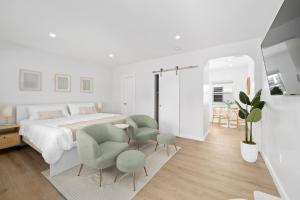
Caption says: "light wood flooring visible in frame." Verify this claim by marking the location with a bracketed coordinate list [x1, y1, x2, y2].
[0, 124, 279, 200]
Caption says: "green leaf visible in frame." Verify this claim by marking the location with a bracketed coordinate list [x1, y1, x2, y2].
[239, 91, 251, 105]
[246, 108, 262, 122]
[251, 96, 260, 107]
[251, 89, 262, 106]
[255, 89, 262, 98]
[256, 101, 265, 109]
[251, 101, 265, 111]
[238, 109, 248, 119]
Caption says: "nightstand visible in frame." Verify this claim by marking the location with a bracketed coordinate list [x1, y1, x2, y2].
[0, 124, 20, 150]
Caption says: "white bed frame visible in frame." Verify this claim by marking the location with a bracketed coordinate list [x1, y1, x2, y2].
[17, 104, 80, 177]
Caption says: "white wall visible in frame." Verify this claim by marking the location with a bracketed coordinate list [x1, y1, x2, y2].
[111, 38, 264, 141]
[210, 64, 249, 100]
[0, 41, 112, 123]
[260, 48, 300, 200]
[111, 55, 205, 140]
[260, 77, 300, 200]
[258, 2, 300, 198]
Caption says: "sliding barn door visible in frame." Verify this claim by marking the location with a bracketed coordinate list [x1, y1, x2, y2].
[159, 71, 180, 136]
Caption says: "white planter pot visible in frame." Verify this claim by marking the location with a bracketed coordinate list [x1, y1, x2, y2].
[240, 141, 258, 163]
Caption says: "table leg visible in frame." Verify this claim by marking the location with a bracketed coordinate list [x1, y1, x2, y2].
[114, 170, 119, 183]
[133, 172, 136, 192]
[144, 166, 148, 176]
[154, 142, 159, 151]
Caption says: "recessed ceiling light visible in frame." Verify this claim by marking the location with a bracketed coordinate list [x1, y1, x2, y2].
[174, 35, 181, 40]
[49, 32, 56, 38]
[227, 57, 233, 62]
[109, 54, 114, 58]
[174, 46, 182, 51]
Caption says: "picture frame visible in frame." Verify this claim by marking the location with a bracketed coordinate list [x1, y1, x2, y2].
[55, 74, 71, 92]
[80, 77, 93, 93]
[19, 69, 42, 91]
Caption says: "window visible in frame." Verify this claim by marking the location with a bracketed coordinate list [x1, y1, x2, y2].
[213, 87, 223, 102]
[212, 83, 233, 103]
[267, 73, 286, 94]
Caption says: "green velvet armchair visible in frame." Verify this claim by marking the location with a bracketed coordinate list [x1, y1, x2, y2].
[76, 123, 128, 187]
[127, 115, 159, 149]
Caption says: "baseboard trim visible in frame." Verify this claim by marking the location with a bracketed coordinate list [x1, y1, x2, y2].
[178, 132, 208, 142]
[203, 130, 208, 140]
[260, 151, 289, 200]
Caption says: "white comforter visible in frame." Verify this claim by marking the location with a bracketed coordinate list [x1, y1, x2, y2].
[19, 113, 120, 164]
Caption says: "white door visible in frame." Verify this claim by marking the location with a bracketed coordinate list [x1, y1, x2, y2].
[121, 75, 135, 115]
[159, 71, 180, 136]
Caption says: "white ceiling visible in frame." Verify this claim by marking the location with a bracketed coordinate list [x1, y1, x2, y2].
[0, 0, 282, 67]
[208, 55, 251, 70]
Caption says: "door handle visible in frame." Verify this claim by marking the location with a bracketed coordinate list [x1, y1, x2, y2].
[123, 102, 127, 105]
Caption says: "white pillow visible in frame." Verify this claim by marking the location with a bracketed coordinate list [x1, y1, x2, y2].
[27, 105, 69, 120]
[68, 103, 96, 116]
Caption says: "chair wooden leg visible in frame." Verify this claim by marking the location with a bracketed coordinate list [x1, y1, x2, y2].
[77, 164, 83, 176]
[133, 172, 136, 192]
[114, 170, 118, 183]
[128, 138, 131, 144]
[164, 144, 165, 148]
[167, 145, 169, 156]
[174, 143, 178, 151]
[137, 143, 140, 150]
[99, 169, 103, 187]
[144, 166, 148, 176]
[154, 142, 159, 151]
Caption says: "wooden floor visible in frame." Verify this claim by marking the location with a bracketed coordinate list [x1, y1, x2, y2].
[0, 124, 279, 200]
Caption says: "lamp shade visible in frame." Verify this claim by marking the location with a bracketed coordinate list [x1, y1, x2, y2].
[1, 105, 13, 118]
[96, 102, 102, 112]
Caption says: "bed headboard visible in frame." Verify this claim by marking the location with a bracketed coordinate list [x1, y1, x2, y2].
[16, 104, 68, 123]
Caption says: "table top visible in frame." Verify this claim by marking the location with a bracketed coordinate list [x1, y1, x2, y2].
[0, 124, 20, 130]
[114, 123, 129, 129]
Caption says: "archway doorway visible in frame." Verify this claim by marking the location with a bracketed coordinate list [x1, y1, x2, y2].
[203, 55, 255, 129]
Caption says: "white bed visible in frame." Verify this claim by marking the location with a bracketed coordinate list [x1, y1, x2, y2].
[17, 104, 127, 177]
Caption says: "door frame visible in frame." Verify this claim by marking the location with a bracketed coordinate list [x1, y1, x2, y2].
[121, 74, 136, 115]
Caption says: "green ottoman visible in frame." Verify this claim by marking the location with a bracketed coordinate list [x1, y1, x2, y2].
[155, 133, 177, 156]
[114, 150, 148, 191]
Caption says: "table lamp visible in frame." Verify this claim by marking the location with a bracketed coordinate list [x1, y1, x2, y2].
[96, 102, 102, 112]
[1, 105, 13, 125]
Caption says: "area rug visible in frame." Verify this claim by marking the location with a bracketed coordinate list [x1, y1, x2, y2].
[42, 142, 181, 200]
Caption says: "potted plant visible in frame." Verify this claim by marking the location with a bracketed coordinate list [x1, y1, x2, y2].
[235, 89, 265, 163]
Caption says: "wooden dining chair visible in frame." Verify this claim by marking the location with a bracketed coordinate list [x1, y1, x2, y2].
[228, 108, 239, 128]
[219, 108, 229, 127]
[212, 107, 223, 124]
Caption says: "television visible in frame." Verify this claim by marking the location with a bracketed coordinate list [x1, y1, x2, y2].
[261, 0, 300, 95]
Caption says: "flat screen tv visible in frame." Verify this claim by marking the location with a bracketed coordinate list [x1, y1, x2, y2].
[261, 0, 300, 95]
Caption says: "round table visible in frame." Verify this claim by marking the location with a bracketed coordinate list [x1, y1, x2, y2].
[114, 123, 130, 143]
[114, 123, 129, 129]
